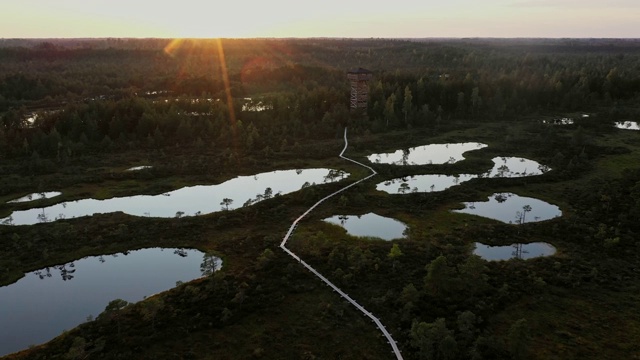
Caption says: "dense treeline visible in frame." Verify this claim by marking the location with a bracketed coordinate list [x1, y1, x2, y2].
[1, 39, 639, 166]
[0, 91, 357, 175]
[1, 38, 639, 115]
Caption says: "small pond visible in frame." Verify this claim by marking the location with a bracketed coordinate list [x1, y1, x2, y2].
[543, 118, 574, 125]
[473, 242, 556, 261]
[451, 192, 562, 224]
[0, 168, 348, 226]
[0, 248, 219, 356]
[367, 142, 487, 166]
[376, 174, 477, 194]
[323, 213, 407, 240]
[7, 192, 62, 204]
[126, 165, 153, 171]
[23, 110, 61, 128]
[482, 157, 551, 178]
[615, 121, 640, 130]
[242, 98, 272, 112]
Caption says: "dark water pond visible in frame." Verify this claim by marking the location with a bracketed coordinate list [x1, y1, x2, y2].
[451, 192, 562, 224]
[1, 168, 348, 226]
[482, 157, 550, 178]
[125, 165, 153, 171]
[0, 248, 218, 356]
[543, 118, 574, 125]
[367, 142, 487, 165]
[473, 242, 556, 260]
[242, 97, 272, 112]
[323, 213, 407, 240]
[376, 174, 477, 194]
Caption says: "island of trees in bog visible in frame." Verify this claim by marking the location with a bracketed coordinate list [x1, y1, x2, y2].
[1, 38, 640, 359]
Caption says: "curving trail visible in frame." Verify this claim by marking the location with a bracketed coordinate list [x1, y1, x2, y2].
[280, 128, 403, 360]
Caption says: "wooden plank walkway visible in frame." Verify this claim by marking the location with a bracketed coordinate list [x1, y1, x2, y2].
[280, 128, 403, 360]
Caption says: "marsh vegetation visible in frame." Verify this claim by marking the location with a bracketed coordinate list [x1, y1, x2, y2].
[1, 37, 640, 359]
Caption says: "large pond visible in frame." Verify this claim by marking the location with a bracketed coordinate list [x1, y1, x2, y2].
[615, 121, 640, 130]
[367, 142, 487, 166]
[0, 248, 218, 356]
[473, 242, 556, 261]
[376, 174, 477, 194]
[482, 157, 551, 178]
[0, 168, 348, 226]
[7, 192, 62, 204]
[323, 213, 407, 240]
[451, 192, 562, 224]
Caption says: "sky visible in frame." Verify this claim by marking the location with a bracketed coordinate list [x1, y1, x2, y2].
[1, 0, 639, 38]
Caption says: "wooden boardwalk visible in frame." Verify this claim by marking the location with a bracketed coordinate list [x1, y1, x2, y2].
[280, 128, 403, 360]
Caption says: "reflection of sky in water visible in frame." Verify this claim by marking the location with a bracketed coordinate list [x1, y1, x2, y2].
[1, 168, 348, 226]
[615, 121, 640, 130]
[242, 98, 272, 112]
[376, 174, 477, 194]
[23, 110, 61, 127]
[125, 165, 153, 171]
[542, 118, 574, 125]
[367, 142, 487, 165]
[473, 242, 556, 261]
[452, 192, 562, 224]
[323, 213, 407, 240]
[375, 157, 551, 194]
[7, 192, 61, 203]
[482, 157, 550, 178]
[0, 248, 217, 356]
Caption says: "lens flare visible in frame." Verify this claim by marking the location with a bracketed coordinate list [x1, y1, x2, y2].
[216, 38, 238, 156]
[163, 38, 183, 58]
[163, 38, 238, 157]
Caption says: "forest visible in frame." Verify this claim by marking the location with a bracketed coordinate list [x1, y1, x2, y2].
[1, 37, 640, 359]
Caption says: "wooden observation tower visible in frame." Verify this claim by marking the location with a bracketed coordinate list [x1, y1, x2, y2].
[347, 68, 373, 110]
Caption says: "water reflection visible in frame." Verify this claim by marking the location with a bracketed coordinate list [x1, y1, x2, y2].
[7, 192, 61, 204]
[126, 165, 153, 171]
[242, 98, 272, 112]
[615, 121, 640, 130]
[34, 262, 76, 281]
[23, 110, 61, 128]
[323, 213, 407, 240]
[482, 157, 550, 178]
[473, 242, 556, 261]
[0, 168, 349, 226]
[452, 192, 562, 224]
[367, 142, 487, 166]
[542, 117, 574, 125]
[0, 248, 217, 356]
[375, 174, 477, 194]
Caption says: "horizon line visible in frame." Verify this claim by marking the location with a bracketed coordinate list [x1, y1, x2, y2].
[1, 36, 640, 41]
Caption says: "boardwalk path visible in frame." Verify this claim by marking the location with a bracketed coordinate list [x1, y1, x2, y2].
[280, 128, 404, 360]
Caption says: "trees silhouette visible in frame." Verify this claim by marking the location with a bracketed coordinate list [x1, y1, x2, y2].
[200, 252, 221, 276]
[516, 205, 533, 225]
[100, 299, 130, 336]
[220, 198, 233, 211]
